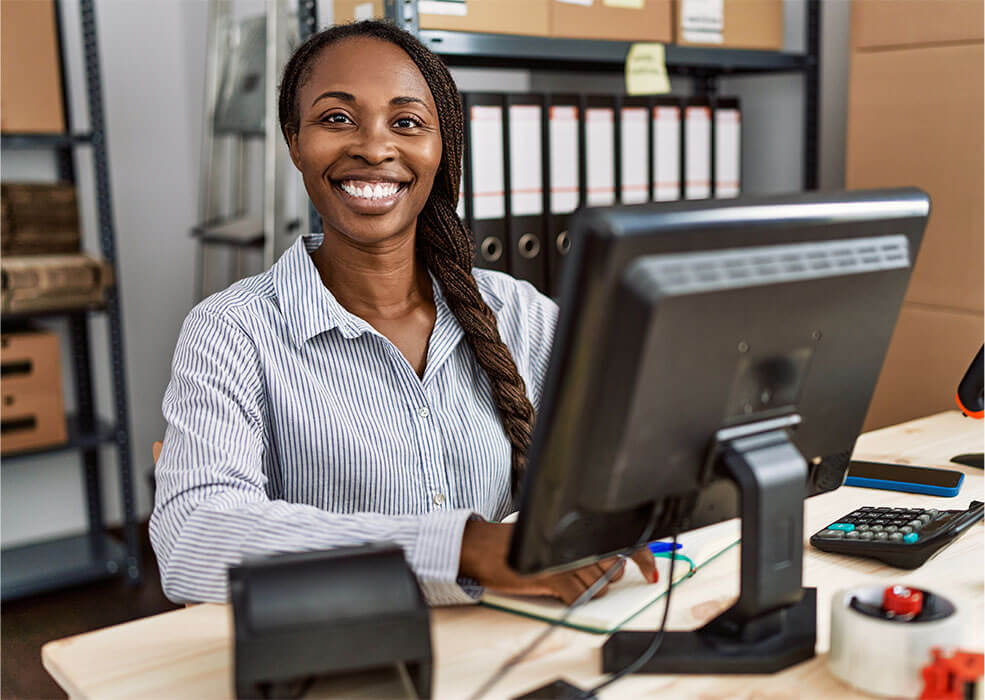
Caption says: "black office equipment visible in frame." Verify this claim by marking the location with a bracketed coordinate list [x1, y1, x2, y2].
[230, 543, 432, 699]
[811, 501, 984, 569]
[952, 345, 984, 469]
[509, 188, 930, 681]
[845, 460, 964, 497]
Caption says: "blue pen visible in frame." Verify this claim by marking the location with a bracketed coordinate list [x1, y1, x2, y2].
[648, 542, 683, 554]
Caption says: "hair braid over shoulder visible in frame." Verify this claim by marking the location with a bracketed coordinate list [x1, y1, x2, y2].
[279, 21, 536, 496]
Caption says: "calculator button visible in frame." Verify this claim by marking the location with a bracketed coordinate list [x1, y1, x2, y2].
[860, 531, 874, 540]
[903, 533, 919, 544]
[829, 523, 855, 532]
[821, 529, 845, 538]
[918, 514, 932, 524]
[845, 531, 860, 539]
[857, 524, 870, 531]
[876, 507, 892, 511]
[885, 525, 898, 533]
[871, 525, 884, 531]
[926, 509, 939, 517]
[901, 526, 913, 534]
[874, 531, 889, 540]
[907, 520, 923, 529]
[889, 532, 904, 542]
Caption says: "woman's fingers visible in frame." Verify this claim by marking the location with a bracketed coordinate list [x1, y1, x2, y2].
[631, 548, 659, 584]
[600, 557, 626, 584]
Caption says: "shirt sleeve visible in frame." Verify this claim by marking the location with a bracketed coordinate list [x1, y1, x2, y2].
[149, 307, 478, 606]
[514, 280, 560, 412]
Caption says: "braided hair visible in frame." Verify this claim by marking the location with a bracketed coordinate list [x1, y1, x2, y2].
[279, 21, 535, 496]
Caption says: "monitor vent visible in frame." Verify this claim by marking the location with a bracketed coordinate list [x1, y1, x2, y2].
[629, 235, 911, 296]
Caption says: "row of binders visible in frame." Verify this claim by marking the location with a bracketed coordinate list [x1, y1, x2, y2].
[458, 93, 742, 296]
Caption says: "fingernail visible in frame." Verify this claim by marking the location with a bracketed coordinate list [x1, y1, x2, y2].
[651, 572, 659, 583]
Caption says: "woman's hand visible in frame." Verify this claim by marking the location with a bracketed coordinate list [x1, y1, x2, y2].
[459, 519, 658, 605]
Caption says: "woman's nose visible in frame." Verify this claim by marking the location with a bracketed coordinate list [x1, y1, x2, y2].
[347, 120, 396, 164]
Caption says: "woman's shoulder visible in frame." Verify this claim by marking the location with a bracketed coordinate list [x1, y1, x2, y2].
[471, 267, 557, 318]
[183, 271, 278, 335]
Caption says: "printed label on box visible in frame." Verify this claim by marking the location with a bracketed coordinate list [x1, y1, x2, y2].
[604, 0, 644, 7]
[681, 0, 723, 43]
[353, 2, 374, 20]
[556, 0, 594, 6]
[419, 0, 467, 15]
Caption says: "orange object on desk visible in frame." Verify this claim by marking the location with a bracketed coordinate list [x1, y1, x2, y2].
[920, 648, 983, 700]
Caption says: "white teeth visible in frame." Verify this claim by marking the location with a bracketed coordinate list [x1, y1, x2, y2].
[340, 181, 401, 200]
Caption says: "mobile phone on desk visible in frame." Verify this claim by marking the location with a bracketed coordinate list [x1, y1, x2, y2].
[845, 460, 964, 497]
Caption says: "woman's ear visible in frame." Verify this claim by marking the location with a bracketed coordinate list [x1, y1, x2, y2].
[286, 128, 303, 171]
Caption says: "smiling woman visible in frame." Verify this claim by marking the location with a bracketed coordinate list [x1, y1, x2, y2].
[148, 20, 656, 609]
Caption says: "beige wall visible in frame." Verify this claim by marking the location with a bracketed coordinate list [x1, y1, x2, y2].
[847, 0, 984, 430]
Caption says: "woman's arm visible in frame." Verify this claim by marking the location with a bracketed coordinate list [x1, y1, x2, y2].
[149, 308, 477, 606]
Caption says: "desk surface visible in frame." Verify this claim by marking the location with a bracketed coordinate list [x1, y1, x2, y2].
[42, 411, 984, 699]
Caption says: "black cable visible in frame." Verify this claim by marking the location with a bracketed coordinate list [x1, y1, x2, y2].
[578, 531, 680, 698]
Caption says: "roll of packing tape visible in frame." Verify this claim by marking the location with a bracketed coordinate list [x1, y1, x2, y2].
[829, 584, 964, 698]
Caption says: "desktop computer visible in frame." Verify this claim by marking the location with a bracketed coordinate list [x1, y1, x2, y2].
[509, 188, 930, 678]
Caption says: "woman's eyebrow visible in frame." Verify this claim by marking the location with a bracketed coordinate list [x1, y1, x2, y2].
[390, 96, 429, 108]
[311, 90, 355, 107]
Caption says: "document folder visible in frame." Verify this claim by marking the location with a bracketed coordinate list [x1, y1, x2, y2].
[620, 97, 650, 205]
[652, 97, 682, 201]
[546, 94, 581, 296]
[506, 94, 548, 292]
[464, 92, 510, 273]
[714, 97, 741, 198]
[684, 97, 712, 200]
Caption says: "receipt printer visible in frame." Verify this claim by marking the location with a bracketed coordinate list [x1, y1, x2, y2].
[229, 543, 433, 698]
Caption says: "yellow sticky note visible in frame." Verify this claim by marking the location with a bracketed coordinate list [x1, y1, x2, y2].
[604, 0, 645, 7]
[625, 43, 670, 95]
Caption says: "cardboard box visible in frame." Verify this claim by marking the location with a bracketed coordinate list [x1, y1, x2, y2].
[852, 0, 983, 50]
[863, 305, 984, 431]
[1, 391, 68, 455]
[1, 330, 67, 455]
[334, 0, 551, 37]
[0, 331, 62, 396]
[551, 0, 673, 43]
[846, 44, 984, 312]
[674, 0, 783, 50]
[0, 0, 66, 133]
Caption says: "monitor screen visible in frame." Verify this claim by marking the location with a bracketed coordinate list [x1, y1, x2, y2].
[509, 188, 930, 575]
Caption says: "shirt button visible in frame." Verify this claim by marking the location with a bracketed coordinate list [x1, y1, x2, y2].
[418, 406, 430, 418]
[433, 493, 445, 506]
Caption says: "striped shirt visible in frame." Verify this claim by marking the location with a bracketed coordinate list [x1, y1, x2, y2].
[149, 234, 558, 606]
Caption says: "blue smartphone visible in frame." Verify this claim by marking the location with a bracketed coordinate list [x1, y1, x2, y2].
[845, 460, 964, 497]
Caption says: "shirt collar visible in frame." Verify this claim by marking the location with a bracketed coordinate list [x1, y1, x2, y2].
[273, 234, 503, 347]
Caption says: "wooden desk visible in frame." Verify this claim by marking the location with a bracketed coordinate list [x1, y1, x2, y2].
[42, 412, 984, 699]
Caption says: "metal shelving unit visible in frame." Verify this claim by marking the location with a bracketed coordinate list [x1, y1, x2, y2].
[0, 0, 140, 601]
[384, 0, 822, 191]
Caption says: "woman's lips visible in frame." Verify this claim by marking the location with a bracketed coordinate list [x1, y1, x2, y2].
[332, 179, 408, 214]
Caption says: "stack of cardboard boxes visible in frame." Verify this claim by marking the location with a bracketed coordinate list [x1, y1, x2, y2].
[848, 0, 984, 430]
[333, 0, 783, 49]
[1, 184, 81, 256]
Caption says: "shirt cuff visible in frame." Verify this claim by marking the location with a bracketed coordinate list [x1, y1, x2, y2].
[412, 508, 483, 606]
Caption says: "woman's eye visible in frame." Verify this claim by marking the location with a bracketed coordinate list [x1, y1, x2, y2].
[394, 117, 422, 129]
[323, 113, 352, 124]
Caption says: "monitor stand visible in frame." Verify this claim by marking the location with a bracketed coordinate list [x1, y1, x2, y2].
[603, 427, 817, 674]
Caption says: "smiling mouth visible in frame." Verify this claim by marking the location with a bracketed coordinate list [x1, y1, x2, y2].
[332, 178, 409, 203]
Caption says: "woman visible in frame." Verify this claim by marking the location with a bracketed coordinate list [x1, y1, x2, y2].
[150, 20, 655, 607]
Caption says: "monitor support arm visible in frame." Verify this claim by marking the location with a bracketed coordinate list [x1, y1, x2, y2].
[603, 426, 817, 674]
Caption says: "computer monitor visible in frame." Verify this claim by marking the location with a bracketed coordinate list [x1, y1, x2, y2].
[509, 188, 930, 674]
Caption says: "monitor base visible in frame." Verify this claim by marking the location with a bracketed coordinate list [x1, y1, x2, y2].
[603, 588, 816, 675]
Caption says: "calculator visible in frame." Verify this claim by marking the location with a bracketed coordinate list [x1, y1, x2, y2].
[810, 501, 984, 569]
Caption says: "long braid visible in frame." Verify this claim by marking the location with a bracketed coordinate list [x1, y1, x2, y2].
[280, 21, 536, 496]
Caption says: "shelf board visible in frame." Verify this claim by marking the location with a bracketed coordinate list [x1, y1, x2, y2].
[1, 532, 128, 601]
[192, 215, 265, 248]
[420, 30, 808, 74]
[1, 415, 117, 461]
[0, 133, 94, 149]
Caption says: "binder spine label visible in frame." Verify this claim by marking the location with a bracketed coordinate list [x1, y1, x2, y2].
[471, 106, 506, 220]
[685, 106, 711, 200]
[586, 108, 616, 207]
[653, 106, 681, 201]
[620, 107, 649, 205]
[508, 105, 543, 216]
[714, 108, 741, 199]
[549, 106, 579, 214]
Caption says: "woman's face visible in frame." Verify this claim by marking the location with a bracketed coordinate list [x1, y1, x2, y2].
[287, 37, 443, 248]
